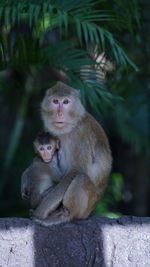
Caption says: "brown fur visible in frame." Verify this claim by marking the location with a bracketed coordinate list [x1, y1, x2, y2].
[21, 134, 62, 209]
[32, 82, 112, 225]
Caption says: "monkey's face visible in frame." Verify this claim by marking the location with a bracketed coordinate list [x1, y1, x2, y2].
[49, 96, 74, 128]
[37, 142, 56, 163]
[41, 82, 85, 135]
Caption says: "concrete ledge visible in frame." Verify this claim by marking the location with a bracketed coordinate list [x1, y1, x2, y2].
[0, 216, 150, 267]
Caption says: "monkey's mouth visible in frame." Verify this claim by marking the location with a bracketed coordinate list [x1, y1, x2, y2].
[54, 122, 65, 128]
[43, 158, 52, 163]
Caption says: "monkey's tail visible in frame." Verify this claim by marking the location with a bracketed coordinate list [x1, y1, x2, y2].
[33, 207, 72, 226]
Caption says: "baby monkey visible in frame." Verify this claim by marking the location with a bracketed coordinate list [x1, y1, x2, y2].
[21, 132, 61, 209]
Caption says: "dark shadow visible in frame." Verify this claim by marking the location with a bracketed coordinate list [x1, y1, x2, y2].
[33, 215, 150, 267]
[33, 217, 106, 267]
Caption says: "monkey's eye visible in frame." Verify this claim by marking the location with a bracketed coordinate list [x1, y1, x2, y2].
[47, 145, 52, 150]
[53, 99, 59, 104]
[39, 146, 44, 151]
[63, 99, 69, 104]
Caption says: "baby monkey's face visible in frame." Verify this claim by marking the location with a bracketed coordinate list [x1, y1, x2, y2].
[38, 141, 56, 163]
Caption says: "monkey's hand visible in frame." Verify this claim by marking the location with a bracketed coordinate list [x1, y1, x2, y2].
[21, 177, 31, 200]
[21, 169, 31, 200]
[21, 187, 30, 200]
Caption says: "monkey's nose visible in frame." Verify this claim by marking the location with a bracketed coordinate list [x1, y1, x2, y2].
[57, 111, 63, 118]
[43, 152, 49, 158]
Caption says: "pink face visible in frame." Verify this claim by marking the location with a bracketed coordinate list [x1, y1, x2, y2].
[38, 143, 55, 163]
[50, 97, 72, 128]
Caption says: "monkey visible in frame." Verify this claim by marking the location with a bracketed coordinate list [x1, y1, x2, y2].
[32, 81, 112, 226]
[21, 132, 62, 209]
[21, 131, 77, 217]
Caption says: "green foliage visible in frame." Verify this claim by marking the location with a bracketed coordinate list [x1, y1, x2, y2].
[0, 0, 139, 70]
[108, 70, 149, 153]
[94, 173, 123, 218]
[0, 0, 140, 114]
[0, 0, 141, 131]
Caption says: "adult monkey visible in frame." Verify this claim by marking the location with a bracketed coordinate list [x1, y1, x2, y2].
[33, 81, 112, 225]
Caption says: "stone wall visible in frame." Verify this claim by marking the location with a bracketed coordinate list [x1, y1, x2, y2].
[0, 216, 150, 267]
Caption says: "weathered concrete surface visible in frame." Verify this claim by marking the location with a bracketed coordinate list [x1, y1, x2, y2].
[0, 216, 150, 267]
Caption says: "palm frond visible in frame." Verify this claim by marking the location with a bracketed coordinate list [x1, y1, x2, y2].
[0, 0, 139, 70]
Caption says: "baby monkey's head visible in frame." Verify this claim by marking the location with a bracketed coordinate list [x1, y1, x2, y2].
[33, 132, 59, 163]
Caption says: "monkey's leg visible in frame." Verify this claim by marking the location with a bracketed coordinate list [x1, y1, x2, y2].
[32, 171, 77, 219]
[63, 174, 98, 219]
[34, 174, 98, 226]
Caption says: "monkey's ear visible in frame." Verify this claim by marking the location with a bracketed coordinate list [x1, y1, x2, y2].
[45, 88, 51, 96]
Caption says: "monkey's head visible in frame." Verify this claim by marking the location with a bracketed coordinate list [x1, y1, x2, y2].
[41, 82, 85, 135]
[33, 132, 59, 163]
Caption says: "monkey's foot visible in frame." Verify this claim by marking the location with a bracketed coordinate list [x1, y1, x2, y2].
[32, 207, 70, 226]
[50, 205, 70, 216]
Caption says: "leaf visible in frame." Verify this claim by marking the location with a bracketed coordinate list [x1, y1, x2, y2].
[0, 7, 3, 22]
[4, 7, 11, 26]
[81, 22, 88, 45]
[34, 5, 41, 24]
[11, 7, 17, 25]
[75, 18, 82, 46]
[29, 4, 35, 27]
[62, 11, 68, 35]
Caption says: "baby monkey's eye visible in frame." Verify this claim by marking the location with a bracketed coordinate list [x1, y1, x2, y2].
[63, 99, 69, 104]
[47, 145, 52, 150]
[53, 99, 59, 104]
[39, 147, 44, 151]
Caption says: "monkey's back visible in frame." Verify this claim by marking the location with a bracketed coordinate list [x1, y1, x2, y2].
[58, 112, 112, 186]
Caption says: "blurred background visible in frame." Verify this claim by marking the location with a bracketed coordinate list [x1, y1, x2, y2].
[0, 0, 149, 219]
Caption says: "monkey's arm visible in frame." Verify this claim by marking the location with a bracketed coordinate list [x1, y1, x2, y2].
[32, 170, 78, 219]
[21, 168, 31, 200]
[30, 178, 54, 209]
